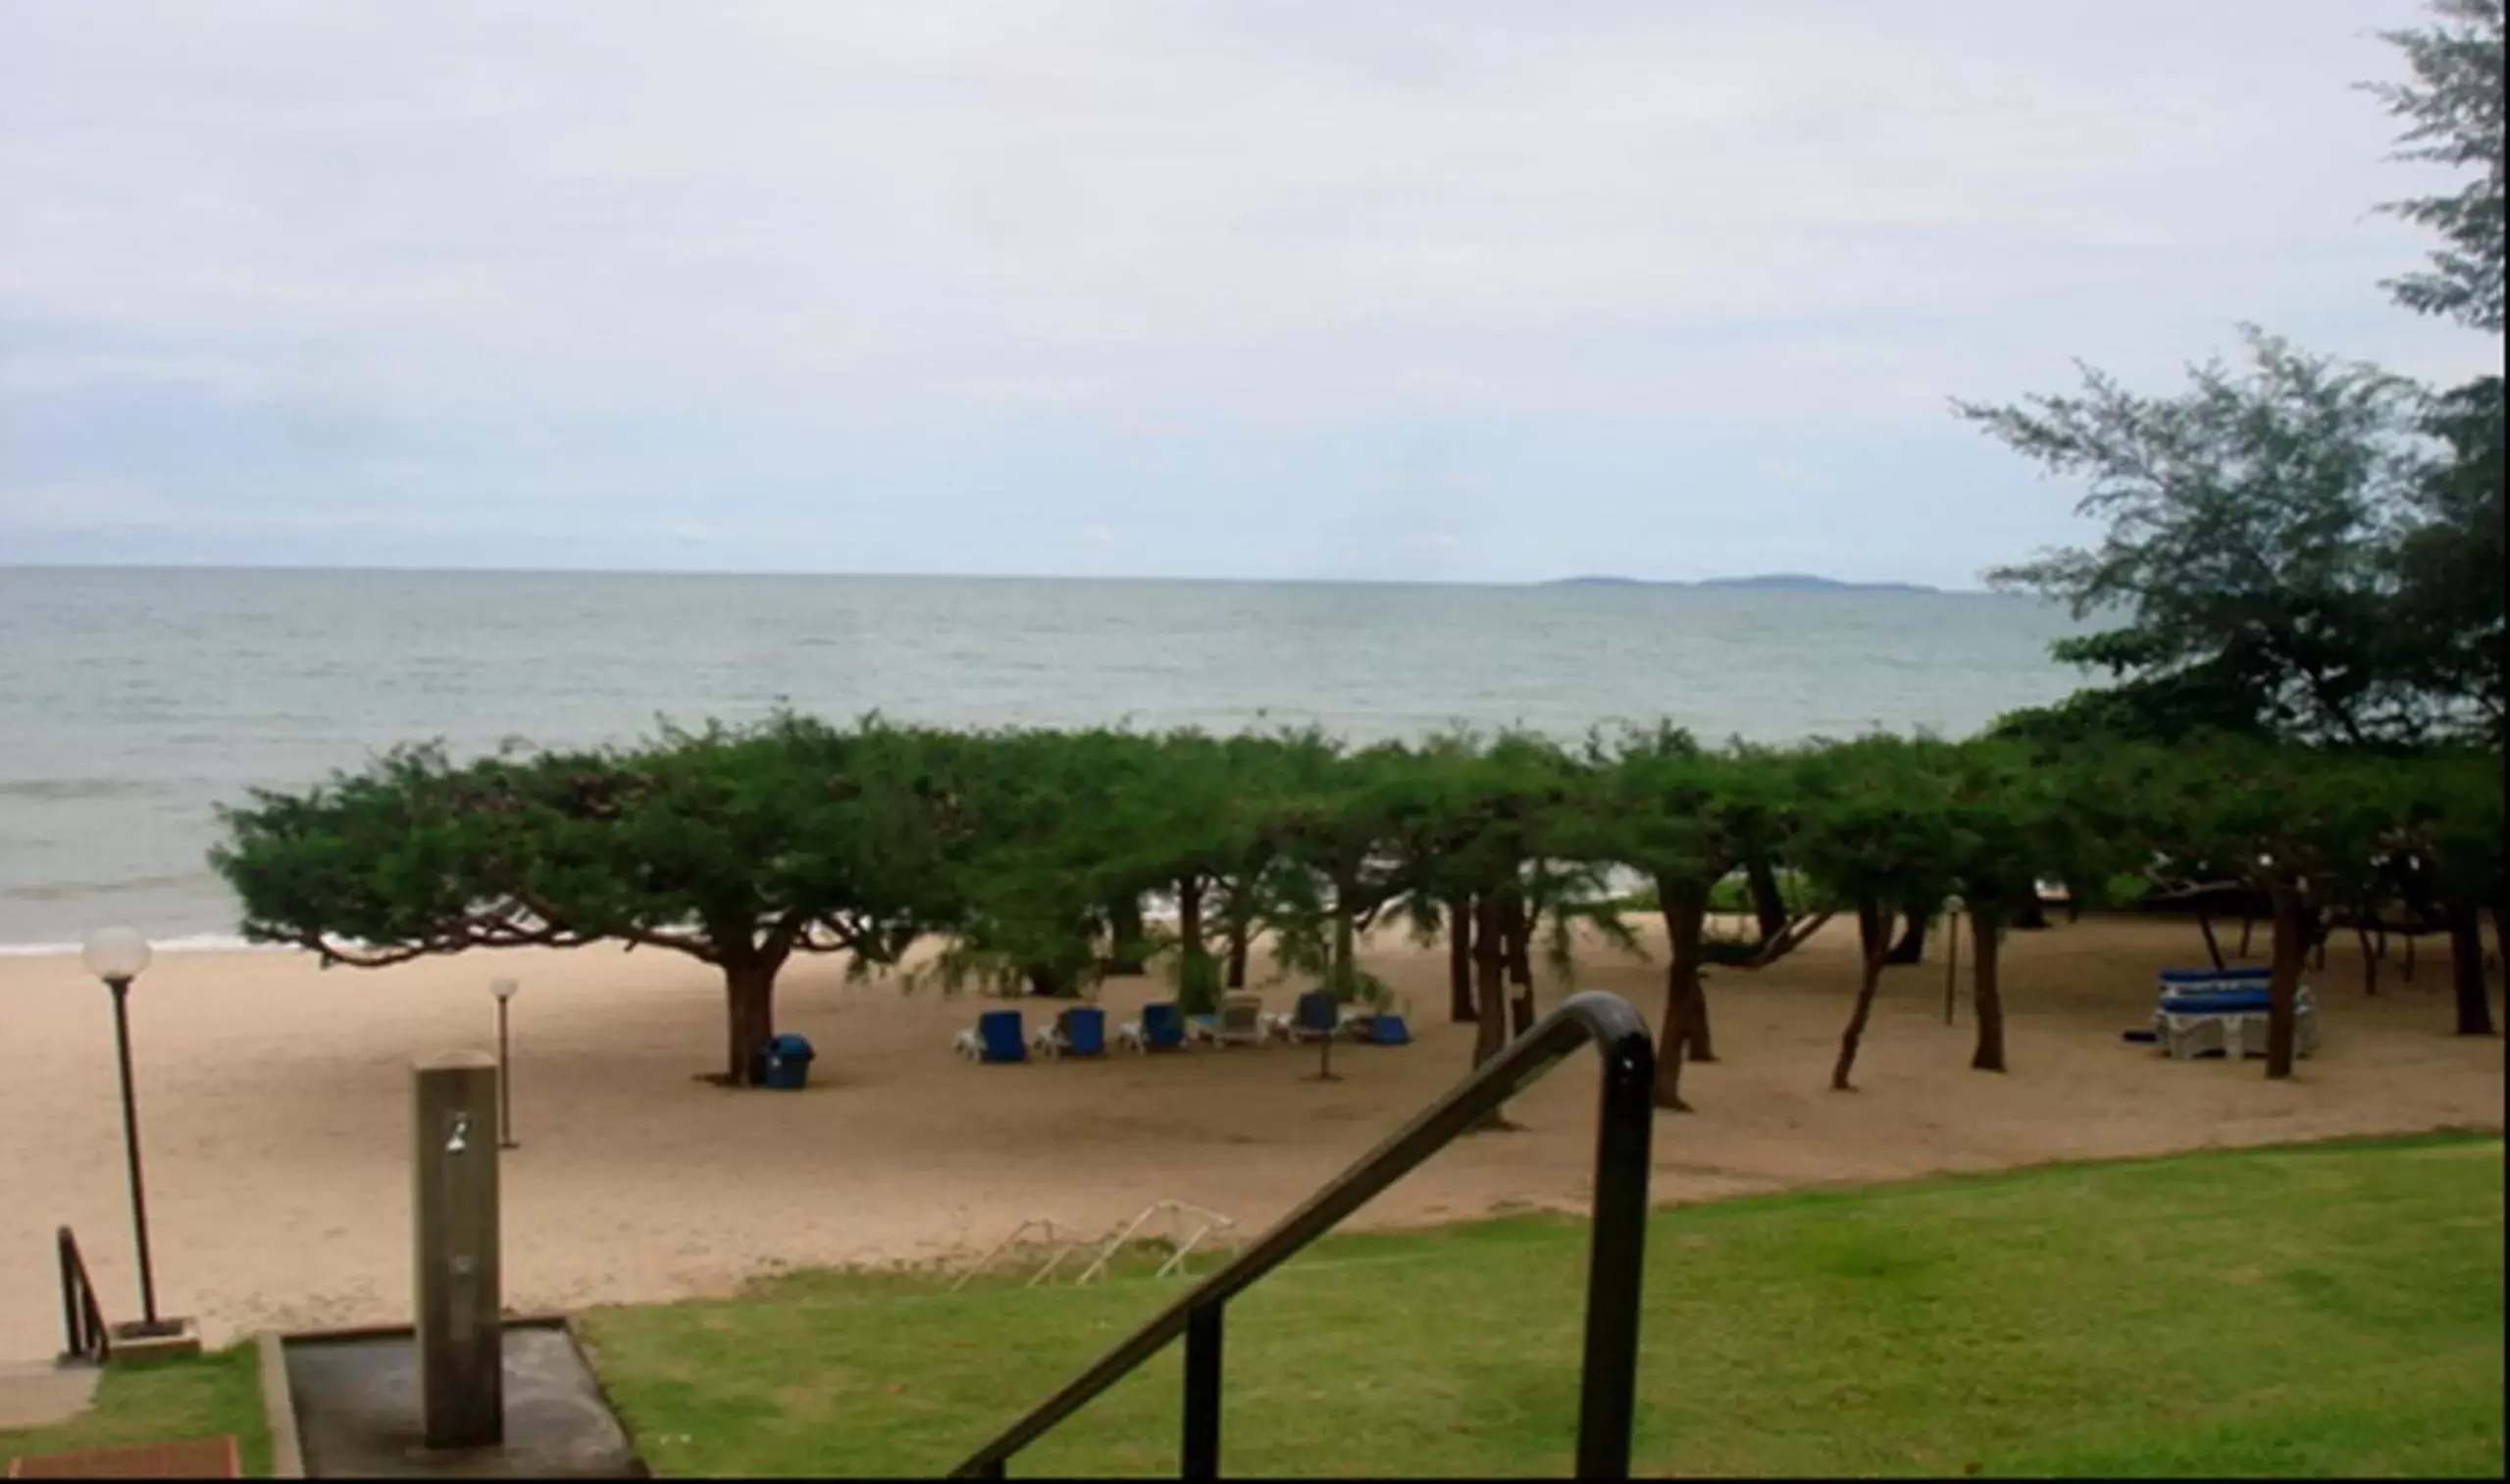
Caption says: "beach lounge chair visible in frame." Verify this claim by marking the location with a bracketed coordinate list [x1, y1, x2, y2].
[1118, 1000, 1188, 1053]
[1034, 1005, 1107, 1059]
[1348, 1010, 1412, 1047]
[2152, 972, 2317, 1060]
[1189, 993, 1267, 1048]
[1284, 990, 1341, 1044]
[954, 1008, 1029, 1064]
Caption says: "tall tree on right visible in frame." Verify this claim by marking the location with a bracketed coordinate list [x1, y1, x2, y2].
[2366, 0, 2505, 334]
[1963, 0, 2506, 750]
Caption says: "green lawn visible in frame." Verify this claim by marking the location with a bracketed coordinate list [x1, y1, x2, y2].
[579, 1136, 2507, 1478]
[0, 1344, 271, 1477]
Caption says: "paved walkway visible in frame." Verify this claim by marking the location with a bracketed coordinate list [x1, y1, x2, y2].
[0, 1360, 99, 1430]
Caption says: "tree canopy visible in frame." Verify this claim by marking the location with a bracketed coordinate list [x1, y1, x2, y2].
[212, 714, 2504, 1088]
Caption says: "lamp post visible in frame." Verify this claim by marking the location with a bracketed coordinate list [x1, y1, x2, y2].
[490, 977, 520, 1150]
[80, 926, 164, 1333]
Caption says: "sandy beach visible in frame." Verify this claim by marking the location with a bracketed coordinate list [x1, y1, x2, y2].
[2, 915, 2500, 1362]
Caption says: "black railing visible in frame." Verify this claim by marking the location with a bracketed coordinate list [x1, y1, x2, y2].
[57, 1225, 110, 1363]
[949, 990, 1657, 1479]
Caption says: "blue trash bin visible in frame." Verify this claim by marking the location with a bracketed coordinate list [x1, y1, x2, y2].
[758, 1033, 816, 1090]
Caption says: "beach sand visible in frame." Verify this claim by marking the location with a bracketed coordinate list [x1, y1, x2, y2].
[2, 915, 2500, 1361]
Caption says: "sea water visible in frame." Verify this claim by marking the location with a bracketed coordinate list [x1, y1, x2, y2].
[0, 567, 2084, 946]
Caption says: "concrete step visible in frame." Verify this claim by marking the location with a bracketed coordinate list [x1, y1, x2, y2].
[0, 1359, 100, 1430]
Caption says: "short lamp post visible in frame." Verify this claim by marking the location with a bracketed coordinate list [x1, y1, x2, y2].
[491, 977, 520, 1150]
[80, 926, 165, 1333]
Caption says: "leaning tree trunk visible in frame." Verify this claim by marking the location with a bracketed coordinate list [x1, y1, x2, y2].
[1745, 853, 1790, 947]
[1969, 902, 2008, 1072]
[1103, 895, 1150, 977]
[1855, 896, 1890, 962]
[2265, 885, 2307, 1080]
[1653, 881, 1711, 1109]
[1832, 900, 1893, 1091]
[1448, 894, 1476, 1023]
[721, 956, 781, 1088]
[2197, 914, 2228, 970]
[1886, 899, 1930, 964]
[2447, 896, 2495, 1037]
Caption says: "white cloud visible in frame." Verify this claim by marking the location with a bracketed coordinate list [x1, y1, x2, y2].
[0, 0, 2495, 581]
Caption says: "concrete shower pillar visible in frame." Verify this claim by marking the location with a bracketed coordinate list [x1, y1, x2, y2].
[412, 1049, 502, 1449]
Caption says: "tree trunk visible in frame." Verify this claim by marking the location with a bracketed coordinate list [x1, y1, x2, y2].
[1472, 895, 1510, 1067]
[1654, 882, 1710, 1109]
[1503, 892, 1534, 988]
[1176, 875, 1205, 961]
[1447, 894, 1476, 1023]
[2197, 914, 2227, 971]
[1103, 895, 1149, 976]
[1470, 893, 1513, 1130]
[2237, 915, 2255, 957]
[1744, 854, 1790, 946]
[1856, 896, 1890, 962]
[1175, 875, 1220, 1014]
[1686, 969, 1716, 1063]
[1026, 965, 1079, 998]
[721, 957, 780, 1088]
[2491, 902, 2506, 984]
[1226, 911, 1252, 990]
[2448, 896, 2495, 1036]
[1886, 901, 1930, 964]
[2265, 887, 2306, 1080]
[2355, 923, 2380, 997]
[1831, 913, 1891, 1092]
[2011, 894, 2049, 931]
[1330, 881, 1359, 1001]
[1969, 903, 2007, 1072]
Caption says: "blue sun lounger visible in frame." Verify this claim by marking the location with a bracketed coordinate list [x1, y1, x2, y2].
[1120, 1000, 1188, 1052]
[1353, 1011, 1411, 1047]
[1288, 991, 1341, 1043]
[1041, 1005, 1107, 1058]
[953, 1007, 1029, 1064]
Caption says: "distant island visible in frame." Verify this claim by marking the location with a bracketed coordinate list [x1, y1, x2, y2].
[1546, 573, 1941, 593]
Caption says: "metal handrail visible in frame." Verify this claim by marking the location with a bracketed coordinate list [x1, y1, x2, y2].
[949, 990, 1657, 1479]
[57, 1226, 110, 1363]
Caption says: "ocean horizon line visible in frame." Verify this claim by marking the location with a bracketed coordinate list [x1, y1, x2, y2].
[0, 560, 1996, 594]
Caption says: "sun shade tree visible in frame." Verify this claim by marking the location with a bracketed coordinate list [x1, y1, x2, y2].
[1572, 725, 1792, 1109]
[2145, 741, 2406, 1078]
[1788, 736, 1962, 1092]
[212, 713, 955, 1086]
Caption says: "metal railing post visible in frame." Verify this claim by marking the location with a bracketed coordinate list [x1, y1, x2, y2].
[1573, 1023, 1656, 1479]
[58, 1229, 80, 1360]
[948, 992, 1656, 1480]
[1182, 1303, 1224, 1478]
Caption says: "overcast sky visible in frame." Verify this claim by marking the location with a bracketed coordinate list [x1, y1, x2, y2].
[2, 1, 2498, 586]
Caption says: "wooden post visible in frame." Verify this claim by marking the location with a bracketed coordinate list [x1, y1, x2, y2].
[413, 1050, 502, 1450]
[1943, 903, 1961, 1026]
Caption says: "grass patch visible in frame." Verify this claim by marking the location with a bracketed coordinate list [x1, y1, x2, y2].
[580, 1136, 2505, 1477]
[0, 1346, 271, 1478]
